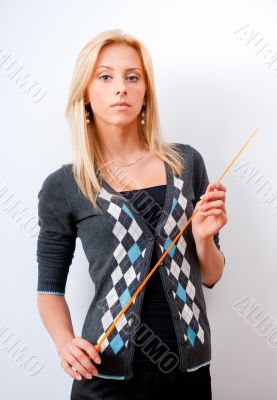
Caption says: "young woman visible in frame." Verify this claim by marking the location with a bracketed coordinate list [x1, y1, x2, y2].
[36, 29, 227, 400]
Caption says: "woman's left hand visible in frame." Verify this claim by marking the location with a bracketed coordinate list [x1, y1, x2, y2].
[191, 182, 228, 242]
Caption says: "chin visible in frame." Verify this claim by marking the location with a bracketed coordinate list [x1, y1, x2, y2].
[112, 117, 135, 126]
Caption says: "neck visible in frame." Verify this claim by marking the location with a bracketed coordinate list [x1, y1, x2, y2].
[96, 125, 146, 165]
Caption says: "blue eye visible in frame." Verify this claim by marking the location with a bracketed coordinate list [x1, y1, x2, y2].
[99, 74, 139, 82]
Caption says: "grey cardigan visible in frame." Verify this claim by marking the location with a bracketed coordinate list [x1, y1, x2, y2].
[36, 142, 225, 380]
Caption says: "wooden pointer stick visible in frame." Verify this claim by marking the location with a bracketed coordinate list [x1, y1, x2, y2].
[94, 128, 260, 353]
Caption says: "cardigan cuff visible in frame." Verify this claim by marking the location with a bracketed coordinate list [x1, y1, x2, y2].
[37, 263, 70, 294]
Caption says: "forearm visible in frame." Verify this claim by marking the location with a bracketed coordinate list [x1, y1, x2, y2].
[195, 235, 225, 287]
[37, 294, 75, 355]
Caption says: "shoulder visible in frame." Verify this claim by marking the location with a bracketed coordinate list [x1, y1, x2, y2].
[37, 164, 77, 219]
[169, 142, 205, 165]
[38, 163, 74, 198]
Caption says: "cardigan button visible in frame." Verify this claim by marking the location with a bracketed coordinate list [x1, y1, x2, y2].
[149, 237, 154, 242]
[174, 313, 180, 320]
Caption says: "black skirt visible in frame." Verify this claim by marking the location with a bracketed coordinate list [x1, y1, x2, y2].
[70, 364, 212, 399]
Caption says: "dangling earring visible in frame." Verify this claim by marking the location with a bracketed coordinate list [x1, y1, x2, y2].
[141, 101, 146, 125]
[85, 102, 92, 124]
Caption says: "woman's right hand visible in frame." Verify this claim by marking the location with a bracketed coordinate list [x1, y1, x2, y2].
[59, 336, 102, 381]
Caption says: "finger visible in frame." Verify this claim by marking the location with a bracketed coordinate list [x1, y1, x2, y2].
[200, 190, 226, 202]
[61, 359, 82, 381]
[199, 200, 226, 213]
[199, 208, 227, 217]
[73, 337, 101, 365]
[67, 354, 98, 379]
[213, 182, 226, 191]
[207, 182, 226, 192]
[70, 345, 99, 377]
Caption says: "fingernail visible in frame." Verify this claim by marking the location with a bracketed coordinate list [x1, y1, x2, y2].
[86, 373, 92, 379]
[95, 357, 101, 364]
[76, 375, 82, 380]
[200, 194, 207, 199]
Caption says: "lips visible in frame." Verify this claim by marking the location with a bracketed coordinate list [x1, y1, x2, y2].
[111, 101, 130, 107]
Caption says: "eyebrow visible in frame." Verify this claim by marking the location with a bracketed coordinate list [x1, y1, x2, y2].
[96, 65, 142, 72]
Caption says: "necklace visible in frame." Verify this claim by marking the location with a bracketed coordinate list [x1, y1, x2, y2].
[100, 149, 149, 191]
[109, 149, 148, 167]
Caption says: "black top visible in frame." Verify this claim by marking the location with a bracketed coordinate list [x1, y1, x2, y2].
[119, 184, 179, 371]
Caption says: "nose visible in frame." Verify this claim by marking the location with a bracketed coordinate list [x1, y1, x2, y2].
[114, 77, 127, 95]
[116, 87, 127, 95]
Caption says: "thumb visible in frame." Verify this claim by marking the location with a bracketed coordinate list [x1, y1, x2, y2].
[206, 183, 217, 194]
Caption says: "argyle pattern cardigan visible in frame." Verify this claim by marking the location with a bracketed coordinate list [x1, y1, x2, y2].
[36, 142, 225, 380]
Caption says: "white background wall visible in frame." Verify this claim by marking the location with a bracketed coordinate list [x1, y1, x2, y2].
[1, 0, 277, 398]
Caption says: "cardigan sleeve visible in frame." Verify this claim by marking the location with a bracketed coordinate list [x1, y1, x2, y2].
[191, 146, 226, 289]
[36, 167, 77, 295]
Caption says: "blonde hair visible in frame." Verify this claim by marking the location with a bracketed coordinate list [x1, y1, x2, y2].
[65, 29, 184, 213]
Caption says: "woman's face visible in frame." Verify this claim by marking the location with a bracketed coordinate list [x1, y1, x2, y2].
[86, 43, 146, 128]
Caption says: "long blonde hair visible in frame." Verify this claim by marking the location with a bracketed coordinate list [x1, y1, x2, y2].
[65, 29, 185, 213]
